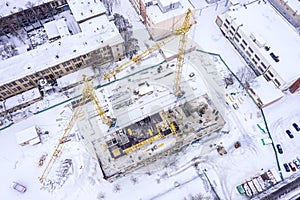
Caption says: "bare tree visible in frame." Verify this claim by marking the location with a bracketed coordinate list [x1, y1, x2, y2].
[224, 74, 234, 89]
[130, 176, 138, 184]
[113, 184, 121, 192]
[113, 13, 139, 58]
[26, 1, 42, 27]
[101, 0, 120, 16]
[236, 66, 256, 89]
[97, 192, 105, 199]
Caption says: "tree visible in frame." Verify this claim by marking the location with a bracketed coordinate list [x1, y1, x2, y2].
[113, 13, 139, 58]
[130, 176, 138, 184]
[101, 0, 120, 16]
[236, 66, 256, 89]
[97, 192, 105, 199]
[113, 184, 121, 192]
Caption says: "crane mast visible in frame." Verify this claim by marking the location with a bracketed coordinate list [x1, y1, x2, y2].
[173, 9, 194, 97]
[39, 76, 112, 183]
[82, 76, 113, 126]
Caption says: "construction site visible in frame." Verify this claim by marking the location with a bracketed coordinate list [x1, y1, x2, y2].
[37, 9, 225, 184]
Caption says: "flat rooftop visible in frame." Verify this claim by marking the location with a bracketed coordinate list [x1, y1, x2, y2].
[79, 15, 114, 34]
[159, 0, 180, 7]
[146, 0, 194, 24]
[67, 0, 106, 22]
[0, 19, 123, 85]
[44, 18, 70, 39]
[226, 2, 300, 84]
[287, 0, 300, 12]
[0, 0, 54, 18]
[251, 76, 284, 106]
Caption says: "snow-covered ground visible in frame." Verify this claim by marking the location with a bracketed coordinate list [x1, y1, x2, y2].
[1, 0, 300, 200]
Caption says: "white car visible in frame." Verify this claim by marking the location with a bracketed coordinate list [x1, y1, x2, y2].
[12, 182, 26, 193]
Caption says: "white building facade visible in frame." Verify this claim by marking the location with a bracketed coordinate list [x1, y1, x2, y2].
[216, 2, 300, 93]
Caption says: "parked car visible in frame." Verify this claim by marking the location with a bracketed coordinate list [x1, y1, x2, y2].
[286, 130, 294, 139]
[292, 123, 300, 131]
[12, 182, 26, 193]
[276, 144, 283, 154]
[283, 163, 290, 172]
[289, 162, 297, 172]
[189, 72, 195, 78]
[293, 159, 300, 169]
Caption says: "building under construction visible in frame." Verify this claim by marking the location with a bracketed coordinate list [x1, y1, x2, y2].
[76, 85, 225, 181]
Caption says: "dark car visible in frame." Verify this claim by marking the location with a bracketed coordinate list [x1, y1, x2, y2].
[292, 123, 300, 131]
[12, 182, 26, 193]
[286, 130, 294, 139]
[189, 72, 195, 78]
[276, 144, 283, 154]
[289, 162, 297, 172]
[293, 159, 300, 169]
[283, 163, 290, 172]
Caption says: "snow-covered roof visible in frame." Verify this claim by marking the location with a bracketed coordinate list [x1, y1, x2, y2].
[15, 126, 40, 145]
[147, 0, 194, 24]
[67, 0, 106, 23]
[0, 22, 123, 85]
[0, 0, 53, 18]
[57, 67, 95, 88]
[250, 76, 284, 106]
[287, 0, 300, 12]
[158, 0, 179, 7]
[3, 88, 41, 111]
[44, 19, 70, 40]
[226, 2, 300, 84]
[79, 15, 113, 34]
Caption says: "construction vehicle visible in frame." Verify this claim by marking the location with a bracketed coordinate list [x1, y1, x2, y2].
[39, 75, 114, 183]
[104, 9, 195, 98]
[38, 153, 48, 167]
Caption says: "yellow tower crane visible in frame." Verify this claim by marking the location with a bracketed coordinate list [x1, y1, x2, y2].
[173, 9, 194, 97]
[103, 9, 194, 97]
[39, 75, 113, 183]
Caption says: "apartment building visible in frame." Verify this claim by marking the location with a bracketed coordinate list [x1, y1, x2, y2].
[129, 0, 195, 40]
[0, 0, 124, 100]
[0, 0, 68, 36]
[268, 0, 300, 29]
[216, 2, 300, 93]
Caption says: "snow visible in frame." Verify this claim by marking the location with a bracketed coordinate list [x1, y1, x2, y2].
[15, 126, 40, 146]
[78, 15, 113, 34]
[2, 88, 41, 111]
[1, 0, 300, 199]
[44, 19, 70, 40]
[158, 0, 180, 8]
[66, 0, 106, 23]
[223, 2, 300, 85]
[287, 0, 300, 12]
[147, 0, 194, 23]
[0, 0, 54, 18]
[56, 67, 96, 89]
[248, 76, 284, 107]
[0, 19, 123, 86]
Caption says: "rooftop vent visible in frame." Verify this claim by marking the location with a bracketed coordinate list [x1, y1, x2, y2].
[264, 46, 270, 51]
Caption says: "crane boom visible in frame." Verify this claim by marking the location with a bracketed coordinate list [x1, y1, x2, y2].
[39, 76, 112, 183]
[173, 9, 194, 97]
[103, 35, 177, 81]
[39, 95, 86, 183]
